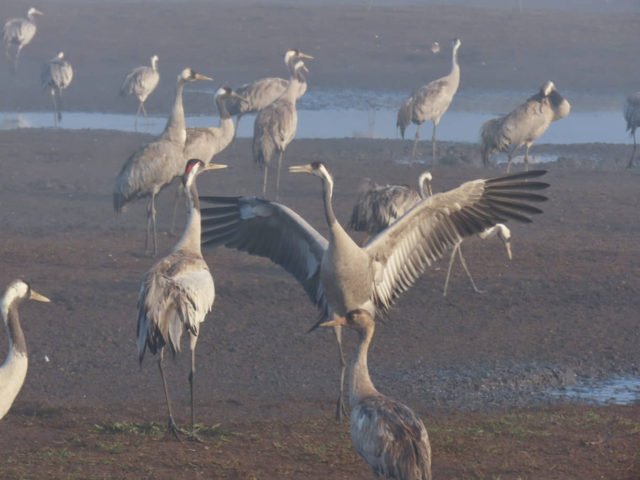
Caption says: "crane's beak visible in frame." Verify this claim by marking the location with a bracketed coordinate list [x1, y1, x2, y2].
[289, 164, 314, 174]
[426, 184, 433, 196]
[29, 289, 51, 303]
[504, 240, 513, 260]
[308, 315, 346, 333]
[298, 52, 314, 60]
[33, 9, 44, 15]
[203, 163, 228, 171]
[230, 92, 248, 103]
[301, 64, 310, 74]
[195, 73, 213, 81]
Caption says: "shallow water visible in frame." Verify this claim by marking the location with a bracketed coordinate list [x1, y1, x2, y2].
[0, 88, 630, 145]
[549, 375, 640, 405]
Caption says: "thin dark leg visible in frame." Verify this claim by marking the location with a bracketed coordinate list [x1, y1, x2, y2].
[457, 243, 484, 294]
[524, 145, 530, 172]
[188, 335, 202, 442]
[431, 122, 437, 163]
[145, 193, 157, 257]
[262, 164, 268, 197]
[275, 150, 283, 201]
[411, 124, 422, 159]
[629, 130, 637, 168]
[506, 152, 513, 173]
[333, 324, 347, 422]
[158, 347, 180, 440]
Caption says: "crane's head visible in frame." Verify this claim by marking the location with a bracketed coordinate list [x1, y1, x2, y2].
[496, 224, 512, 260]
[318, 309, 374, 334]
[183, 159, 227, 186]
[540, 81, 571, 120]
[284, 49, 314, 66]
[289, 162, 332, 181]
[2, 279, 50, 322]
[418, 171, 433, 197]
[451, 37, 461, 51]
[178, 68, 213, 84]
[27, 7, 43, 17]
[150, 55, 159, 70]
[216, 86, 247, 103]
[55, 52, 64, 60]
[293, 59, 310, 74]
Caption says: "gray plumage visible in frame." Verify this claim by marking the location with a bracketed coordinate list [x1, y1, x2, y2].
[200, 163, 549, 420]
[252, 58, 308, 198]
[113, 68, 213, 256]
[481, 81, 571, 172]
[349, 172, 432, 237]
[120, 55, 160, 127]
[41, 52, 73, 124]
[226, 49, 313, 136]
[2, 7, 42, 72]
[0, 279, 50, 421]
[321, 310, 431, 480]
[397, 38, 461, 161]
[442, 223, 512, 297]
[137, 159, 225, 439]
[169, 86, 246, 232]
[624, 92, 640, 168]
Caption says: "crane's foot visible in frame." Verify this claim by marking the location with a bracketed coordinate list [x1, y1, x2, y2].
[167, 418, 182, 441]
[472, 287, 487, 294]
[335, 396, 348, 422]
[186, 428, 204, 443]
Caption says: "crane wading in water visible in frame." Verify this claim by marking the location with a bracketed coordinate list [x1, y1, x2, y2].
[41, 52, 73, 125]
[137, 159, 226, 440]
[120, 55, 161, 129]
[200, 163, 549, 420]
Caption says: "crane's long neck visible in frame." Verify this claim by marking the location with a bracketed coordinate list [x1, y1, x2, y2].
[163, 80, 187, 145]
[216, 95, 232, 121]
[27, 12, 38, 23]
[349, 323, 378, 406]
[3, 304, 27, 361]
[449, 46, 460, 86]
[321, 174, 338, 229]
[174, 179, 202, 255]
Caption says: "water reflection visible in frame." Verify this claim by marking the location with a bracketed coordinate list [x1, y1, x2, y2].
[549, 375, 640, 405]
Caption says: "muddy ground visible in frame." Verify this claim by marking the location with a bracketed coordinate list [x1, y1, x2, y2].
[0, 1, 639, 479]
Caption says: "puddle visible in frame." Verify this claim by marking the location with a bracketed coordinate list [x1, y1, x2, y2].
[549, 375, 640, 405]
[0, 88, 630, 144]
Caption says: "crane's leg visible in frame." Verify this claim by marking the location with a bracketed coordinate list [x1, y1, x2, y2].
[628, 130, 637, 168]
[57, 90, 63, 122]
[262, 165, 269, 197]
[431, 121, 438, 163]
[524, 144, 530, 172]
[13, 45, 22, 73]
[333, 324, 348, 422]
[50, 89, 59, 127]
[158, 347, 181, 440]
[145, 193, 158, 257]
[187, 334, 203, 442]
[506, 152, 513, 173]
[410, 124, 422, 159]
[275, 151, 284, 201]
[443, 242, 461, 297]
[135, 103, 142, 130]
[457, 244, 484, 294]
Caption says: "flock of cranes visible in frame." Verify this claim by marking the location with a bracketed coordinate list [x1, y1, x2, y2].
[1, 6, 638, 478]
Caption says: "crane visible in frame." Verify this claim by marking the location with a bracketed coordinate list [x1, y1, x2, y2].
[481, 81, 570, 172]
[137, 159, 226, 439]
[226, 49, 313, 137]
[0, 279, 50, 421]
[169, 86, 247, 232]
[623, 92, 640, 168]
[200, 163, 549, 420]
[41, 52, 73, 125]
[2, 7, 42, 72]
[113, 67, 213, 256]
[397, 38, 461, 161]
[252, 58, 308, 198]
[321, 309, 431, 479]
[120, 55, 160, 129]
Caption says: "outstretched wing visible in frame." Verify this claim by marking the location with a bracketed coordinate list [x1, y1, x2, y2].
[365, 170, 549, 311]
[200, 196, 329, 320]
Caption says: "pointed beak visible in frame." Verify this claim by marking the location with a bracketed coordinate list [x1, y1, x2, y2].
[30, 289, 51, 303]
[505, 241, 513, 260]
[195, 73, 213, 81]
[301, 64, 310, 74]
[298, 52, 314, 60]
[427, 184, 433, 196]
[203, 163, 228, 171]
[34, 9, 44, 15]
[230, 92, 248, 103]
[289, 164, 313, 174]
[308, 315, 346, 333]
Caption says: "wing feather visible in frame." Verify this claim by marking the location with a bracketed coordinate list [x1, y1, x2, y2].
[365, 170, 549, 310]
[200, 196, 329, 319]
